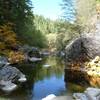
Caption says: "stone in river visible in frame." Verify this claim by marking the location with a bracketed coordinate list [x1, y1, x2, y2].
[0, 80, 17, 92]
[28, 57, 42, 62]
[43, 64, 51, 68]
[42, 94, 56, 100]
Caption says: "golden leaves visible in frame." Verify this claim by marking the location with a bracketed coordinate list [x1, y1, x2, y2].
[0, 23, 18, 48]
[8, 51, 25, 64]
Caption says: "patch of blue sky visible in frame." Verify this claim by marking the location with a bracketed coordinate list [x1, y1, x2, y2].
[32, 0, 76, 22]
[32, 0, 62, 20]
[61, 0, 76, 22]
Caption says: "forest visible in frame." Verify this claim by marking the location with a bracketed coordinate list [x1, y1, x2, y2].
[0, 0, 99, 58]
[0, 0, 81, 59]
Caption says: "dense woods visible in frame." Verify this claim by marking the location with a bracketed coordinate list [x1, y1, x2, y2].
[34, 15, 80, 51]
[0, 0, 80, 57]
[0, 0, 100, 58]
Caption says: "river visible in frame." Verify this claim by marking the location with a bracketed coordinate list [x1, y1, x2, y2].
[0, 56, 86, 100]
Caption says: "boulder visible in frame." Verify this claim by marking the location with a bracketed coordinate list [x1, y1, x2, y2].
[65, 34, 100, 64]
[0, 65, 26, 82]
[0, 64, 26, 92]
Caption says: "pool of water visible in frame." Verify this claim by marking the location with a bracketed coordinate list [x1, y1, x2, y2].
[0, 56, 86, 100]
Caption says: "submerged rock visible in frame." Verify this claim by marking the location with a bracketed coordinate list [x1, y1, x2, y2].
[43, 64, 51, 68]
[28, 57, 42, 62]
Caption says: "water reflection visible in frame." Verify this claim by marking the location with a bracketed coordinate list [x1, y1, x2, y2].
[32, 75, 66, 100]
[0, 56, 66, 100]
[0, 56, 88, 100]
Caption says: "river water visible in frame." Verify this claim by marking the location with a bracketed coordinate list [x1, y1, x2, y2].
[0, 56, 86, 100]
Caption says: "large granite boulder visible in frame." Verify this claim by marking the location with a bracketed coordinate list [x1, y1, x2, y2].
[65, 33, 100, 64]
[0, 65, 26, 92]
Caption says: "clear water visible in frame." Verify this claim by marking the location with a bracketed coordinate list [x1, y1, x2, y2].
[0, 56, 86, 100]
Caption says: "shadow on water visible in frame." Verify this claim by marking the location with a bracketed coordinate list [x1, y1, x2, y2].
[0, 56, 87, 100]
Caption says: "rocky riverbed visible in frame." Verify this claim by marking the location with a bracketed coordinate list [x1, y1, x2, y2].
[73, 87, 100, 100]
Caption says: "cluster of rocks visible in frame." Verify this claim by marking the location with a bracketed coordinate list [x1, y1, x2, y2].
[19, 45, 42, 62]
[0, 56, 26, 92]
[73, 87, 100, 100]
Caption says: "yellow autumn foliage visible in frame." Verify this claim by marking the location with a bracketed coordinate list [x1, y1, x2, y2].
[0, 23, 18, 49]
[8, 51, 25, 64]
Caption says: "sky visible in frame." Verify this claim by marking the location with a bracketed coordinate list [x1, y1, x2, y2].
[32, 0, 62, 20]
